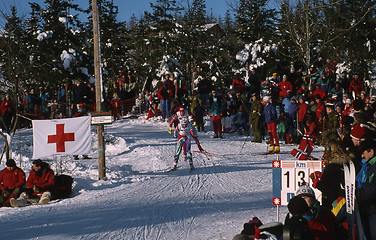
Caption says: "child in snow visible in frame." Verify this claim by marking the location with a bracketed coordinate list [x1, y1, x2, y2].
[291, 114, 319, 160]
[110, 93, 120, 120]
[131, 94, 145, 114]
[146, 91, 160, 120]
[171, 118, 203, 171]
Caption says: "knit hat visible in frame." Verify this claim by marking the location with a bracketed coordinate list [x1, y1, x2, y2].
[296, 185, 315, 198]
[263, 96, 271, 103]
[6, 159, 16, 167]
[273, 73, 278, 77]
[288, 196, 310, 216]
[350, 124, 368, 141]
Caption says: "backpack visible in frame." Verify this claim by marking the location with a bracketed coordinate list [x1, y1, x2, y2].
[53, 174, 74, 199]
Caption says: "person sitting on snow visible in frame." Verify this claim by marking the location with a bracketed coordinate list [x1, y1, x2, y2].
[131, 93, 145, 114]
[229, 104, 249, 135]
[0, 159, 26, 207]
[10, 159, 55, 207]
[171, 118, 203, 172]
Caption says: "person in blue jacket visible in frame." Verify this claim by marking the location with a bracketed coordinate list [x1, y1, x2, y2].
[263, 95, 280, 153]
[356, 139, 376, 240]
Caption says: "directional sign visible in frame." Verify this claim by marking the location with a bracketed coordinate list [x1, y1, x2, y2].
[90, 112, 113, 125]
[272, 160, 325, 206]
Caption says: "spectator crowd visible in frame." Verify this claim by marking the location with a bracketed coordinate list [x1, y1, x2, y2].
[0, 59, 376, 239]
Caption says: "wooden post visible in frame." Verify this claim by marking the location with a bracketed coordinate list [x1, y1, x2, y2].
[92, 0, 106, 179]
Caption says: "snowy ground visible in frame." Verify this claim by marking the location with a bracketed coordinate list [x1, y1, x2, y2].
[0, 115, 324, 240]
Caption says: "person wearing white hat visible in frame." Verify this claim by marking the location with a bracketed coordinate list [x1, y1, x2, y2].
[293, 184, 337, 239]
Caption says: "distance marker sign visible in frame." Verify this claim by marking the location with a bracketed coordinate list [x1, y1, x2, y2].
[272, 160, 324, 206]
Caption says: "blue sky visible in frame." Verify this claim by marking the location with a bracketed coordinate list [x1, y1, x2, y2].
[0, 0, 238, 26]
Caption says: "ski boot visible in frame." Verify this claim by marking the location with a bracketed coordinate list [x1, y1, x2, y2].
[274, 146, 280, 153]
[167, 164, 178, 172]
[38, 192, 51, 205]
[268, 146, 275, 153]
[10, 192, 28, 208]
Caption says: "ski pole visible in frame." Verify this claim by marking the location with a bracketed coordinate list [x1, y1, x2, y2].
[239, 134, 249, 154]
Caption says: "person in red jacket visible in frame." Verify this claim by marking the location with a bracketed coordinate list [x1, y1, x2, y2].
[312, 83, 326, 100]
[0, 95, 13, 132]
[231, 74, 245, 94]
[291, 114, 319, 160]
[314, 95, 325, 122]
[278, 75, 293, 98]
[297, 96, 308, 135]
[10, 159, 55, 207]
[158, 73, 175, 121]
[0, 159, 26, 207]
[349, 74, 364, 96]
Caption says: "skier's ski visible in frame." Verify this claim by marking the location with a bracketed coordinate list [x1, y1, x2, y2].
[344, 161, 356, 240]
[257, 151, 285, 156]
[260, 152, 274, 155]
[165, 166, 179, 173]
[165, 168, 177, 173]
[193, 150, 215, 156]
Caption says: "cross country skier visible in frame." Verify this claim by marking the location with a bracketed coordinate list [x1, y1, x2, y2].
[168, 106, 195, 137]
[170, 118, 203, 172]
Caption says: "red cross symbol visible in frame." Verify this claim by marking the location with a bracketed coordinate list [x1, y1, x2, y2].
[47, 124, 75, 152]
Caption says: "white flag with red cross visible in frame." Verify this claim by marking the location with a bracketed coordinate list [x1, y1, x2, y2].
[32, 116, 92, 159]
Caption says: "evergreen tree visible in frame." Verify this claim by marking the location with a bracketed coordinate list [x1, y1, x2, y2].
[331, 0, 376, 76]
[127, 15, 154, 91]
[27, 0, 87, 89]
[0, 6, 28, 93]
[96, 0, 129, 80]
[145, 0, 183, 77]
[223, 10, 233, 34]
[234, 0, 276, 44]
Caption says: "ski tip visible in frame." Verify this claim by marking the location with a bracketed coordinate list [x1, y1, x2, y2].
[165, 167, 178, 173]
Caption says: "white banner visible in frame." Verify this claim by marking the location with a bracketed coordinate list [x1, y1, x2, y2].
[32, 116, 92, 159]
